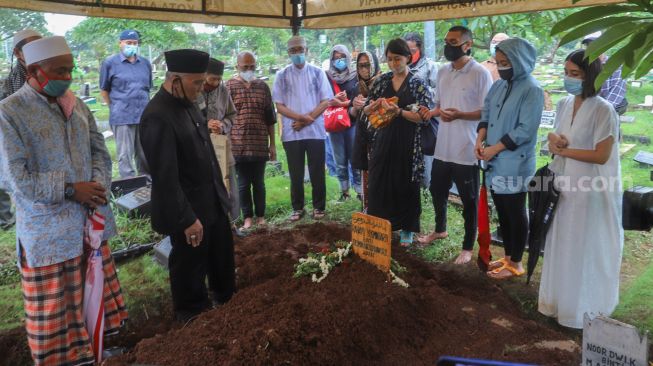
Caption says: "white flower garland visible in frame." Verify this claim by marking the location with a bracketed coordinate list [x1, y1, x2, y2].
[295, 242, 352, 283]
[294, 242, 409, 287]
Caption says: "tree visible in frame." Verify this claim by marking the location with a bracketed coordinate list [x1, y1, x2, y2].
[552, 0, 653, 88]
[0, 9, 48, 42]
[67, 17, 196, 66]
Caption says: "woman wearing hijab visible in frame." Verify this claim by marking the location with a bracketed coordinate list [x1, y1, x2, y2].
[362, 39, 431, 245]
[474, 37, 544, 279]
[538, 49, 623, 329]
[326, 45, 361, 200]
[404, 32, 439, 189]
[351, 50, 381, 210]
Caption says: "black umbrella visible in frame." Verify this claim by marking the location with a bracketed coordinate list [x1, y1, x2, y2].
[526, 164, 560, 284]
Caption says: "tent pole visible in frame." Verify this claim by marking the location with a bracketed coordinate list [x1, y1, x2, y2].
[291, 0, 302, 35]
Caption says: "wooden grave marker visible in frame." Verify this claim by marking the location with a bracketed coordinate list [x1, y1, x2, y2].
[351, 212, 392, 273]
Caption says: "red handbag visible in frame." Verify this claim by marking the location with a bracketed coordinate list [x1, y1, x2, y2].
[323, 79, 351, 133]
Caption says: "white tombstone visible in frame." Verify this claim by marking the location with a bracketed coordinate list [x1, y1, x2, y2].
[644, 95, 653, 107]
[582, 315, 648, 366]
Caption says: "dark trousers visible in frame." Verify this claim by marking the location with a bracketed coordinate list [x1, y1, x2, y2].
[235, 161, 267, 218]
[283, 139, 326, 211]
[0, 189, 13, 228]
[168, 208, 235, 316]
[430, 159, 480, 250]
[492, 192, 528, 263]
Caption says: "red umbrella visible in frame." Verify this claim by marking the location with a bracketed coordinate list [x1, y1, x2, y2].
[477, 167, 492, 271]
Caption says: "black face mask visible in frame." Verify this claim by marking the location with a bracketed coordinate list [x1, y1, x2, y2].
[498, 67, 514, 81]
[444, 44, 467, 62]
[172, 77, 193, 107]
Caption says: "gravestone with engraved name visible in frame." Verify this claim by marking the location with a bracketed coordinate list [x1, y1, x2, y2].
[583, 315, 648, 366]
[115, 186, 151, 217]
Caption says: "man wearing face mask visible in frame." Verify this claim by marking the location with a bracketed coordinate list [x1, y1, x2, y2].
[0, 36, 127, 364]
[417, 26, 493, 265]
[140, 49, 235, 323]
[481, 32, 510, 82]
[272, 36, 333, 222]
[100, 29, 152, 178]
[196, 58, 241, 234]
[0, 29, 42, 230]
[226, 51, 277, 231]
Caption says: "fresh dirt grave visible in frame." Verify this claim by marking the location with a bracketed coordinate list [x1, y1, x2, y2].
[106, 222, 579, 366]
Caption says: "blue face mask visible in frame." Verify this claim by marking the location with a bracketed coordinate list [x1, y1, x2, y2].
[564, 76, 584, 96]
[122, 44, 138, 58]
[490, 44, 497, 57]
[36, 67, 72, 97]
[290, 53, 305, 65]
[333, 58, 347, 71]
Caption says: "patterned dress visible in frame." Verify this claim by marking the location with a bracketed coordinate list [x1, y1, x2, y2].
[365, 72, 431, 232]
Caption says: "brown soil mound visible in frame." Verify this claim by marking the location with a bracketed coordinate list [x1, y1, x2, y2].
[110, 223, 579, 366]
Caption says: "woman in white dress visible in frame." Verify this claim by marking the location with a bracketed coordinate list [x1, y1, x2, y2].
[538, 49, 623, 329]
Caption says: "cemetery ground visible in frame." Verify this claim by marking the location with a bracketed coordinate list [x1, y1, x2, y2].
[0, 68, 651, 364]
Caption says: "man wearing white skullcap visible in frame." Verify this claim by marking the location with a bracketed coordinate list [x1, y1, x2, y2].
[1, 29, 42, 99]
[272, 35, 333, 221]
[0, 35, 127, 365]
[0, 29, 42, 230]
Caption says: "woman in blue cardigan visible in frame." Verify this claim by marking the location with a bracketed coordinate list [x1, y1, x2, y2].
[474, 37, 544, 279]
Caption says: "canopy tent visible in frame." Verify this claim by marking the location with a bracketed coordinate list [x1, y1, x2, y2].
[0, 0, 623, 32]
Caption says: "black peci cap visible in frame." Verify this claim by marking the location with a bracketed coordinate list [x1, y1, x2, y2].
[207, 58, 225, 75]
[165, 49, 209, 73]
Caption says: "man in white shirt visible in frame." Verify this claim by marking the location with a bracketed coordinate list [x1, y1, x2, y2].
[272, 36, 333, 222]
[417, 26, 493, 265]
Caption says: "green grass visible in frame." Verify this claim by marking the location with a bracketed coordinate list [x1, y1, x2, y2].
[613, 263, 653, 332]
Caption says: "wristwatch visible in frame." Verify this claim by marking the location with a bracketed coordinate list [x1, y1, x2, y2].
[64, 183, 75, 199]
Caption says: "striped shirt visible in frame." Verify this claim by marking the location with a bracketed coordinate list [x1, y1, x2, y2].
[226, 78, 276, 162]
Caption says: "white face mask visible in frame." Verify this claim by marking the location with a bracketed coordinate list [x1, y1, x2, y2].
[240, 70, 256, 82]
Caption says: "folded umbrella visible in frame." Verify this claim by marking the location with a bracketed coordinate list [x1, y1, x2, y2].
[83, 210, 106, 363]
[477, 163, 492, 271]
[526, 164, 560, 284]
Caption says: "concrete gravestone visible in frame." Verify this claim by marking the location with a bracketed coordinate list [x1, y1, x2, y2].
[583, 315, 648, 366]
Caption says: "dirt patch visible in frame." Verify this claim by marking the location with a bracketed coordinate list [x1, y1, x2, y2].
[105, 222, 579, 366]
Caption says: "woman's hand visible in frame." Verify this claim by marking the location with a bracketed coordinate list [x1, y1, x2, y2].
[418, 106, 432, 121]
[381, 99, 400, 116]
[480, 144, 500, 161]
[474, 138, 485, 161]
[353, 95, 366, 109]
[557, 134, 569, 148]
[364, 99, 382, 115]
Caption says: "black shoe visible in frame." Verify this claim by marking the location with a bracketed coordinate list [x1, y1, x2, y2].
[338, 192, 350, 202]
[175, 310, 200, 324]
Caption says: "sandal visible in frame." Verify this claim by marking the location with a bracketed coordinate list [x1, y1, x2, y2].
[400, 231, 414, 247]
[487, 258, 508, 271]
[312, 209, 326, 220]
[487, 263, 525, 279]
[289, 210, 304, 222]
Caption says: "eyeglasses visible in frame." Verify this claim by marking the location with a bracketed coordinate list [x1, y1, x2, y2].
[358, 63, 371, 69]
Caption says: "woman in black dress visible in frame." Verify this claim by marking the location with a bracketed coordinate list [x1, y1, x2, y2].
[362, 39, 432, 245]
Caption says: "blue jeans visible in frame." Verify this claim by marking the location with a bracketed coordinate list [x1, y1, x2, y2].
[329, 125, 361, 193]
[325, 136, 337, 177]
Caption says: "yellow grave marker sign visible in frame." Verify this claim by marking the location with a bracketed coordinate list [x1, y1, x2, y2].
[351, 212, 391, 273]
